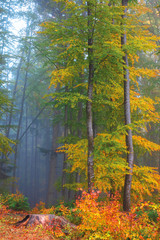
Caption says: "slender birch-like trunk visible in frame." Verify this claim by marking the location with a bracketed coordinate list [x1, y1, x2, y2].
[62, 87, 68, 199]
[87, 1, 95, 192]
[121, 0, 134, 212]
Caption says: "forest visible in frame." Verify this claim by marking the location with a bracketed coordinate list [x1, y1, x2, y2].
[0, 0, 160, 239]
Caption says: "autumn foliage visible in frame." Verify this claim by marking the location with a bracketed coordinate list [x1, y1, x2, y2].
[0, 0, 160, 239]
[58, 133, 160, 200]
[73, 191, 160, 239]
[41, 190, 160, 239]
[0, 191, 160, 239]
[39, 0, 160, 208]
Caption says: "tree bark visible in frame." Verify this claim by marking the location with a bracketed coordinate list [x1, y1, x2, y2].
[121, 0, 134, 212]
[46, 109, 60, 206]
[24, 103, 28, 196]
[76, 101, 83, 185]
[62, 88, 68, 200]
[33, 116, 38, 205]
[86, 1, 95, 193]
[12, 41, 31, 192]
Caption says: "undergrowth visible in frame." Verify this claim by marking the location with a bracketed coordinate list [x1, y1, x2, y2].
[0, 191, 160, 239]
[31, 191, 160, 239]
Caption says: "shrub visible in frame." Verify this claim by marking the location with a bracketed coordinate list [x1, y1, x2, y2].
[147, 209, 159, 223]
[3, 192, 30, 211]
[31, 201, 46, 214]
[69, 191, 160, 239]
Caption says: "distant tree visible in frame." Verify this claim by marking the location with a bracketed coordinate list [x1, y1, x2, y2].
[0, 0, 16, 183]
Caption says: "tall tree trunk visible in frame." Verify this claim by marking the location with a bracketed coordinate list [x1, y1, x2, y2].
[121, 0, 134, 212]
[62, 89, 68, 200]
[46, 109, 60, 206]
[47, 84, 60, 205]
[34, 118, 38, 205]
[30, 126, 35, 207]
[24, 103, 28, 196]
[87, 1, 95, 192]
[12, 42, 31, 192]
[76, 101, 83, 185]
[74, 101, 83, 199]
[6, 49, 25, 138]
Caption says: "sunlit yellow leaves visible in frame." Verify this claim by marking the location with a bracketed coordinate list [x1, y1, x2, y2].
[128, 53, 139, 66]
[57, 134, 128, 192]
[127, 34, 159, 53]
[132, 165, 160, 199]
[39, 21, 57, 35]
[94, 82, 123, 105]
[58, 129, 160, 198]
[129, 67, 159, 83]
[44, 91, 88, 109]
[130, 91, 160, 124]
[133, 135, 160, 153]
[49, 66, 79, 88]
[57, 139, 88, 174]
[0, 133, 15, 157]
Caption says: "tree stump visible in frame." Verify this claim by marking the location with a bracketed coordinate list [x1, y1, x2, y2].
[14, 214, 76, 229]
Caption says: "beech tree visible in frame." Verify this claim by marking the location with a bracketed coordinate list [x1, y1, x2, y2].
[0, 0, 159, 210]
[40, 0, 124, 192]
[121, 0, 134, 212]
[86, 1, 95, 192]
[39, 0, 160, 205]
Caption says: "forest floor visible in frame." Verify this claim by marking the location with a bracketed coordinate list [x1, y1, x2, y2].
[1, 192, 160, 239]
[0, 210, 56, 240]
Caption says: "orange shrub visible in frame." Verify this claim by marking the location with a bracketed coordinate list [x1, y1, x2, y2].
[72, 191, 160, 239]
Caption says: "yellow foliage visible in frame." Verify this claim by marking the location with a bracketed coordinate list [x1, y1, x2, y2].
[49, 66, 79, 88]
[132, 165, 160, 199]
[130, 67, 159, 82]
[58, 130, 160, 199]
[31, 201, 46, 214]
[0, 133, 15, 156]
[130, 91, 160, 124]
[39, 0, 160, 203]
[133, 135, 160, 153]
